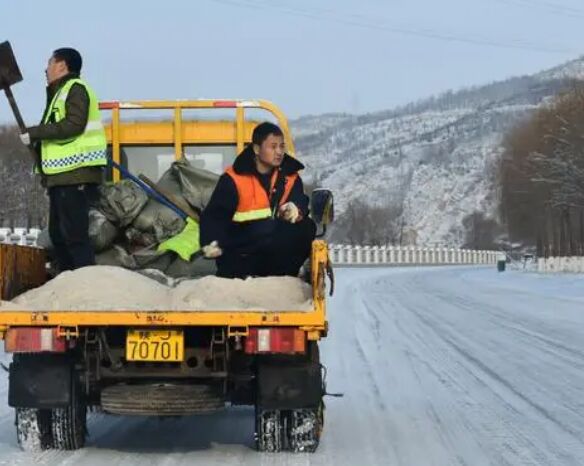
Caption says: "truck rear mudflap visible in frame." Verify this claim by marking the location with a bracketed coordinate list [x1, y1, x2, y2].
[9, 354, 72, 409]
[256, 360, 323, 410]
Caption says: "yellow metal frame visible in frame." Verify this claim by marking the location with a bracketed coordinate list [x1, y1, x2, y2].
[0, 100, 328, 340]
[100, 99, 296, 182]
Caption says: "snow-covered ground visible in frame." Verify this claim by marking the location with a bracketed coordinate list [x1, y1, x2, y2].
[1, 266, 584, 464]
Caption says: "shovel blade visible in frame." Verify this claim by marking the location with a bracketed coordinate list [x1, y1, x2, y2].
[0, 41, 23, 88]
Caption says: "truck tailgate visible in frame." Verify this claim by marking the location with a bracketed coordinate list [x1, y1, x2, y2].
[0, 244, 46, 301]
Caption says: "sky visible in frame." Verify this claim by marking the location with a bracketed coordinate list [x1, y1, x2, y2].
[0, 0, 583, 124]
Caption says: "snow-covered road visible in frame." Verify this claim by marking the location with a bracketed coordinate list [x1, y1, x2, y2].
[2, 266, 584, 465]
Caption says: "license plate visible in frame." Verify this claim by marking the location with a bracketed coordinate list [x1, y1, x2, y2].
[126, 330, 184, 362]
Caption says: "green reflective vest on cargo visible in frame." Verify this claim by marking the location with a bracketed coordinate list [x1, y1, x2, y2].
[40, 78, 107, 175]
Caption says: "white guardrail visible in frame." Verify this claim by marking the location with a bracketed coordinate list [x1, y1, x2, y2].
[1, 229, 498, 267]
[0, 228, 42, 247]
[329, 244, 498, 266]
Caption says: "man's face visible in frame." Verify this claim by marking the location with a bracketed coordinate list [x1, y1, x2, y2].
[45, 56, 68, 84]
[255, 133, 285, 168]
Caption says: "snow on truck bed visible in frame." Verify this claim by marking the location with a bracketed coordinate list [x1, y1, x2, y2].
[0, 266, 313, 312]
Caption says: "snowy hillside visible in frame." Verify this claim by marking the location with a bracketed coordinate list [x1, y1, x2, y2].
[535, 56, 584, 82]
[292, 57, 584, 246]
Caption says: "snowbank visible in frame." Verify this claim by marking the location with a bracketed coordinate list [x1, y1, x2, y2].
[537, 256, 584, 273]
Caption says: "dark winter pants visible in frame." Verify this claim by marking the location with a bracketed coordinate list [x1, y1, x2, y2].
[216, 218, 317, 279]
[48, 184, 99, 272]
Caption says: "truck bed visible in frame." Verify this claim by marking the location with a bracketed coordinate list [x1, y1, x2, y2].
[0, 242, 330, 334]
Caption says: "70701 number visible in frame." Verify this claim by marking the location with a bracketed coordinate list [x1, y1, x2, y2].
[127, 340, 180, 361]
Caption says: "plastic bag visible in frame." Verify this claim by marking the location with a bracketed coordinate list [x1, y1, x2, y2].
[98, 180, 148, 227]
[88, 209, 118, 252]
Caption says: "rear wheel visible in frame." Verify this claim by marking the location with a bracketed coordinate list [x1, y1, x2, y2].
[286, 341, 324, 452]
[256, 409, 283, 452]
[255, 341, 324, 453]
[15, 408, 52, 451]
[287, 403, 324, 453]
[255, 406, 324, 453]
[51, 377, 87, 450]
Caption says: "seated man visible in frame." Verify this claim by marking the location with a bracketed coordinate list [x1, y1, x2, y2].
[200, 122, 316, 279]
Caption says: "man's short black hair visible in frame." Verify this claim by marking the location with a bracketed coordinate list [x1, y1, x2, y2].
[53, 48, 82, 75]
[252, 122, 284, 146]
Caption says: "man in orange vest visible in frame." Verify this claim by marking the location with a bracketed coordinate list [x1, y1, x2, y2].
[200, 122, 316, 278]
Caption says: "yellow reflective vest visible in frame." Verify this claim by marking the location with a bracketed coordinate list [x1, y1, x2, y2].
[40, 78, 107, 175]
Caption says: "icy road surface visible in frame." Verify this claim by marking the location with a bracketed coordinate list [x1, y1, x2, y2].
[1, 266, 584, 465]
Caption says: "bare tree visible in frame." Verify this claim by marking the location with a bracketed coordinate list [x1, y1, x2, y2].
[0, 125, 47, 228]
[333, 199, 402, 246]
[498, 82, 584, 256]
[462, 211, 501, 249]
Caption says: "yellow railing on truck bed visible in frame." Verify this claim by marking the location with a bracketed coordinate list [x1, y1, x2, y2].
[100, 99, 296, 182]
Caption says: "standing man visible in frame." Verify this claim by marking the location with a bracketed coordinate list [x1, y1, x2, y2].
[200, 122, 316, 278]
[19, 48, 107, 272]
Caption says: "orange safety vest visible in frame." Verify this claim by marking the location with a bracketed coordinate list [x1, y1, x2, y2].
[225, 167, 298, 223]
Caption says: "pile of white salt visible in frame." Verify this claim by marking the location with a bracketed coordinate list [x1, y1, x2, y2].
[0, 301, 32, 311]
[3, 266, 313, 312]
[171, 275, 312, 311]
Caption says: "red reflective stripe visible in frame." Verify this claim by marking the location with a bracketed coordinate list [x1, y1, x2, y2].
[269, 328, 305, 353]
[5, 328, 67, 353]
[244, 328, 306, 354]
[245, 328, 258, 353]
[213, 101, 237, 108]
[99, 101, 120, 109]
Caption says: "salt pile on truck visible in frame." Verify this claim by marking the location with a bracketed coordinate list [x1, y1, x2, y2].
[2, 265, 313, 311]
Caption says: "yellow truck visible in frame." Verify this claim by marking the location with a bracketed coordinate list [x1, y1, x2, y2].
[0, 100, 334, 453]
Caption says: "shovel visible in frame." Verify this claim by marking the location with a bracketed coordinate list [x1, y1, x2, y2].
[0, 40, 41, 166]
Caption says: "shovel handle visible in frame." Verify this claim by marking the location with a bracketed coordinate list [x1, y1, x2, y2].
[3, 85, 26, 133]
[2, 85, 44, 169]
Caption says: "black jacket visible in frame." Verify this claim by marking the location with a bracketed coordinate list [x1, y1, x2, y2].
[28, 73, 103, 188]
[200, 145, 310, 252]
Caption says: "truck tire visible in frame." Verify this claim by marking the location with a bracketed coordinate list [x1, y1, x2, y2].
[255, 409, 283, 452]
[286, 403, 324, 453]
[15, 408, 52, 451]
[255, 341, 325, 453]
[255, 405, 324, 453]
[51, 377, 86, 450]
